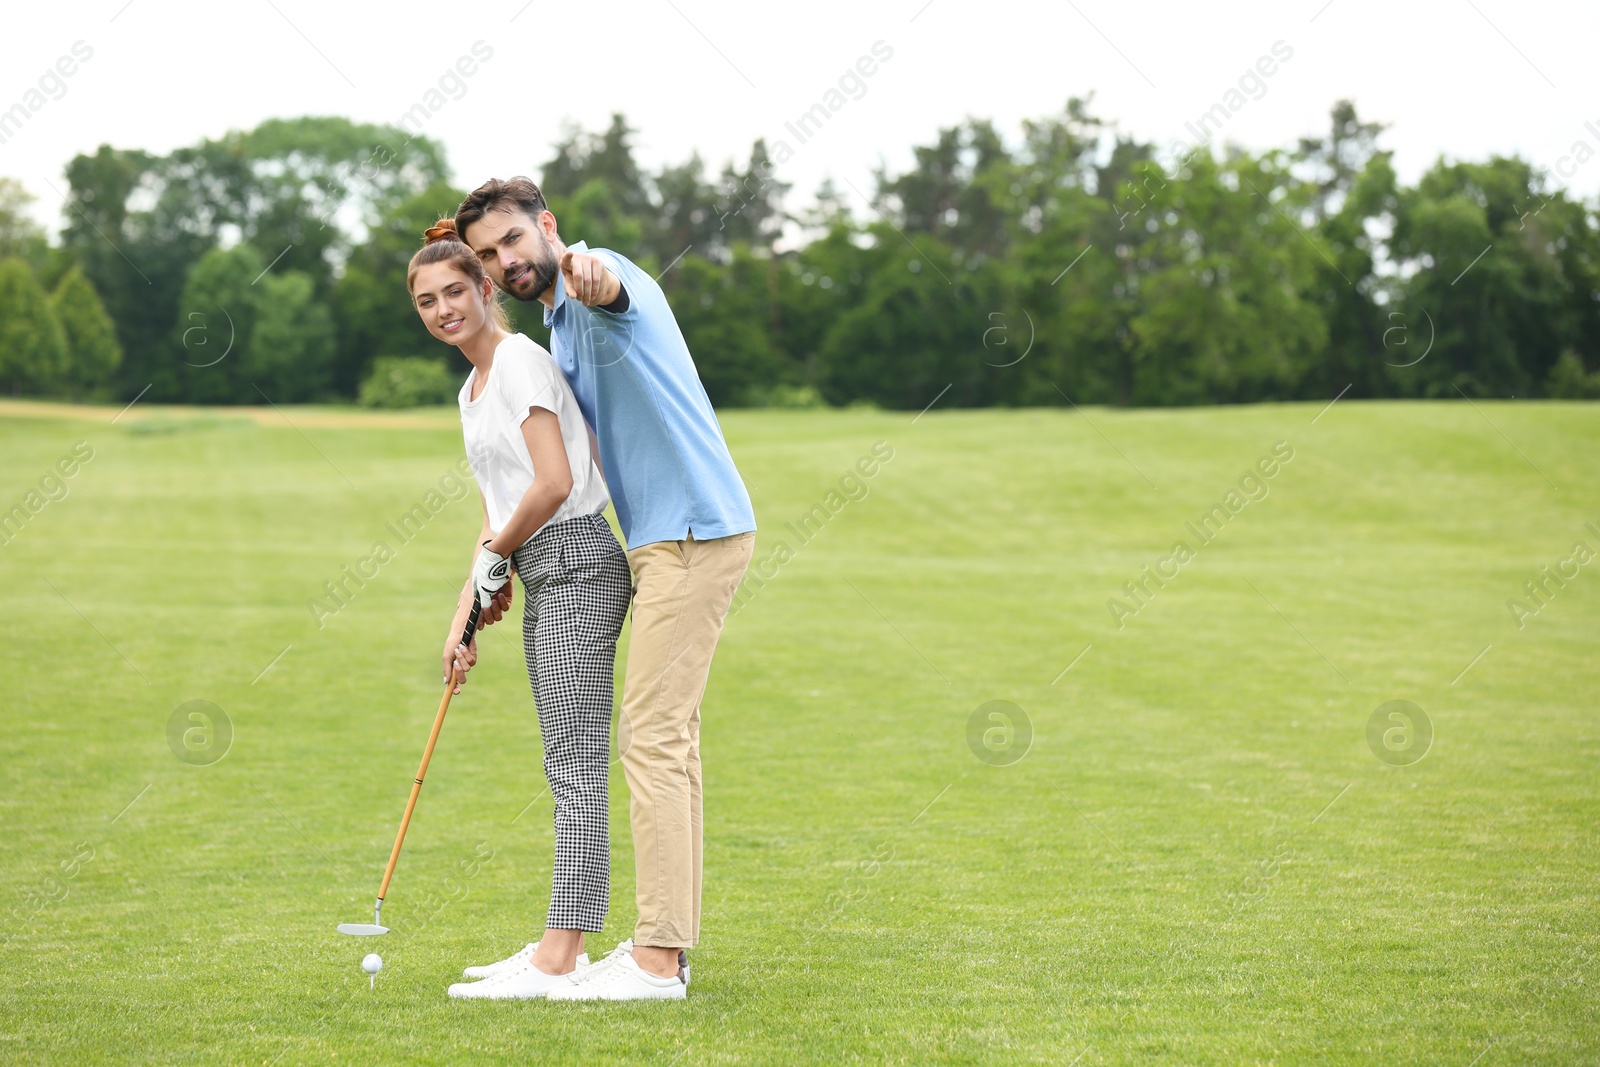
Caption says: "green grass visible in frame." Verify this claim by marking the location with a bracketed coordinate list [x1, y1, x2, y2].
[1, 399, 1596, 1065]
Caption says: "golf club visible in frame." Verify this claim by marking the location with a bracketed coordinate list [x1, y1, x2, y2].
[338, 595, 482, 937]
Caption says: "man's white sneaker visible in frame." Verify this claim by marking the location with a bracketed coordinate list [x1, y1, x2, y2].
[545, 953, 687, 1002]
[461, 942, 588, 980]
[579, 938, 690, 986]
[448, 960, 586, 1000]
[585, 938, 633, 975]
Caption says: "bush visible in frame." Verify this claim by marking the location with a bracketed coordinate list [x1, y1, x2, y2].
[742, 383, 828, 409]
[357, 356, 459, 409]
[1546, 349, 1600, 400]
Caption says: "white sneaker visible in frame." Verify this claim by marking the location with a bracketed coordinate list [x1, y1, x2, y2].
[448, 959, 587, 1000]
[546, 952, 687, 1002]
[581, 938, 690, 986]
[462, 942, 535, 979]
[461, 942, 588, 980]
[584, 938, 633, 975]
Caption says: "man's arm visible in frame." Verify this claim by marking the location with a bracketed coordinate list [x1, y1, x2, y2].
[560, 249, 628, 311]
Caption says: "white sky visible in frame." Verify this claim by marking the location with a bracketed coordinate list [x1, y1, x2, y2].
[3, 0, 1598, 236]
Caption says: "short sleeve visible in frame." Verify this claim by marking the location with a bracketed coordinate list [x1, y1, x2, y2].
[498, 337, 559, 422]
[587, 250, 636, 318]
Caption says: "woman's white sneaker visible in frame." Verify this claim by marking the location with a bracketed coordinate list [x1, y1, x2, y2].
[545, 953, 686, 1001]
[448, 959, 586, 1000]
[461, 941, 588, 980]
[462, 942, 536, 979]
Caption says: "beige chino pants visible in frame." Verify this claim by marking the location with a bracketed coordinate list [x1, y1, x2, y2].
[621, 530, 754, 948]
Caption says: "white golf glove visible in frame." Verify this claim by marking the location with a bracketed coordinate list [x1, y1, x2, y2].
[472, 541, 511, 609]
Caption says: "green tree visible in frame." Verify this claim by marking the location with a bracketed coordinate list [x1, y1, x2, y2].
[556, 178, 647, 266]
[776, 207, 874, 390]
[541, 113, 653, 226]
[975, 99, 1120, 405]
[814, 230, 1003, 409]
[34, 104, 1600, 411]
[540, 113, 659, 269]
[652, 153, 722, 279]
[49, 266, 122, 399]
[330, 180, 469, 395]
[713, 139, 791, 256]
[671, 245, 788, 406]
[1389, 156, 1579, 396]
[0, 259, 69, 396]
[876, 118, 1013, 262]
[1003, 176, 1120, 405]
[159, 117, 451, 290]
[171, 245, 266, 404]
[0, 178, 49, 271]
[1296, 99, 1391, 226]
[1120, 150, 1329, 404]
[248, 271, 335, 402]
[1292, 100, 1396, 400]
[60, 145, 187, 401]
[64, 120, 448, 402]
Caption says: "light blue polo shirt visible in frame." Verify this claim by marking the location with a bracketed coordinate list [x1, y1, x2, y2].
[543, 241, 756, 549]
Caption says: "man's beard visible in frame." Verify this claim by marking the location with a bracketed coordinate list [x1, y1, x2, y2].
[505, 250, 559, 303]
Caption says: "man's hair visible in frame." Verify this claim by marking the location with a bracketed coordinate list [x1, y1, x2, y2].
[455, 177, 549, 238]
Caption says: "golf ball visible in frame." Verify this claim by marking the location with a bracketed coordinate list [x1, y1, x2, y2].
[362, 953, 382, 975]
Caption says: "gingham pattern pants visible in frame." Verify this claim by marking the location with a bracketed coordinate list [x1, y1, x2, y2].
[510, 512, 632, 932]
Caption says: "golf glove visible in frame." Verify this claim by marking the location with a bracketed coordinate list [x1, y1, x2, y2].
[472, 541, 511, 608]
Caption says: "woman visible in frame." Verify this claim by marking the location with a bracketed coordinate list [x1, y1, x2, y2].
[407, 219, 631, 1000]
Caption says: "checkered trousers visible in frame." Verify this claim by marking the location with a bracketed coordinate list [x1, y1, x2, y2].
[510, 512, 632, 932]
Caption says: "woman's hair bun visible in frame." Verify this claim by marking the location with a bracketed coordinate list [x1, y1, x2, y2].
[423, 218, 459, 245]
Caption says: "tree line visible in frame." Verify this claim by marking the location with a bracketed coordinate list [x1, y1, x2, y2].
[1, 100, 1597, 410]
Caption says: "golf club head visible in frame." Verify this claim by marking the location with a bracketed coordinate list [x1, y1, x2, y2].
[336, 923, 389, 936]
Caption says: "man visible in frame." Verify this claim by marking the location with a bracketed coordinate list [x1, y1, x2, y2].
[457, 178, 755, 1001]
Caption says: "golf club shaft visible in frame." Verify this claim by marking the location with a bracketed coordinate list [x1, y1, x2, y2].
[376, 596, 481, 906]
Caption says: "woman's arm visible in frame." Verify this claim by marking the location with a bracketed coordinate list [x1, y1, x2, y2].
[467, 490, 515, 622]
[483, 407, 575, 556]
[440, 490, 514, 693]
[586, 421, 605, 483]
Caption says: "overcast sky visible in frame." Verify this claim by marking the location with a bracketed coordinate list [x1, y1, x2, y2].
[4, 0, 1598, 234]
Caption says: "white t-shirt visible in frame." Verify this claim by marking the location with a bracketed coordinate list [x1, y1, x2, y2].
[458, 332, 609, 536]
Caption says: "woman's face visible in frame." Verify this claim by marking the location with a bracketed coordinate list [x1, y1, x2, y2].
[412, 261, 491, 346]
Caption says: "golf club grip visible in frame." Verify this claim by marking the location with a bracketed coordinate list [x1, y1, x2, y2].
[460, 594, 482, 649]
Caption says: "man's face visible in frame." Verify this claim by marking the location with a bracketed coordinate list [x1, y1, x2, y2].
[464, 206, 559, 303]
